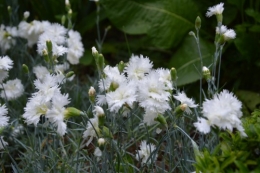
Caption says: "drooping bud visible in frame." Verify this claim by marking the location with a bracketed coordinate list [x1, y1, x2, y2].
[65, 71, 74, 78]
[195, 16, 201, 30]
[170, 67, 177, 81]
[64, 107, 83, 119]
[154, 114, 168, 128]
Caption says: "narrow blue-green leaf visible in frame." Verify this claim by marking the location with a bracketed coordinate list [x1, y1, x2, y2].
[100, 0, 198, 48]
[170, 35, 214, 86]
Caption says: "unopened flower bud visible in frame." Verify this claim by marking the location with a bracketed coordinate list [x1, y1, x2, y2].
[22, 64, 29, 74]
[117, 61, 125, 73]
[23, 11, 30, 20]
[98, 138, 106, 150]
[61, 15, 66, 25]
[92, 46, 98, 56]
[170, 67, 177, 81]
[7, 6, 11, 14]
[174, 103, 187, 116]
[65, 71, 74, 78]
[88, 86, 96, 104]
[195, 16, 201, 30]
[68, 9, 72, 15]
[202, 66, 211, 81]
[154, 114, 168, 128]
[189, 31, 196, 37]
[95, 106, 105, 126]
[64, 107, 83, 119]
[42, 49, 49, 62]
[65, 0, 70, 6]
[180, 103, 187, 111]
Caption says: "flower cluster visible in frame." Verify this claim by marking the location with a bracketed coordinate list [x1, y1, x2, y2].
[96, 54, 173, 125]
[0, 14, 84, 65]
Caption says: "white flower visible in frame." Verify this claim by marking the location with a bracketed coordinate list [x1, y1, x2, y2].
[223, 29, 236, 40]
[0, 55, 13, 71]
[138, 71, 171, 113]
[23, 11, 30, 19]
[106, 82, 137, 112]
[173, 91, 198, 114]
[98, 65, 126, 92]
[143, 110, 159, 126]
[193, 117, 211, 134]
[92, 46, 98, 55]
[124, 54, 153, 80]
[0, 136, 8, 150]
[46, 92, 70, 136]
[93, 106, 104, 117]
[136, 141, 157, 165]
[206, 2, 224, 17]
[0, 79, 24, 100]
[156, 68, 173, 90]
[23, 94, 51, 126]
[33, 65, 49, 80]
[94, 147, 102, 157]
[0, 25, 17, 52]
[83, 116, 100, 146]
[66, 30, 84, 65]
[201, 90, 246, 136]
[0, 104, 9, 128]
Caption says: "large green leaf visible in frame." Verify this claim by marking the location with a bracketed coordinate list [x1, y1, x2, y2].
[170, 35, 214, 86]
[100, 0, 198, 49]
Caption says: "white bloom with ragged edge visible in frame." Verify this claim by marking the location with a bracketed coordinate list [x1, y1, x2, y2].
[106, 82, 137, 112]
[66, 30, 84, 65]
[156, 68, 173, 90]
[136, 141, 157, 165]
[193, 117, 211, 134]
[143, 110, 158, 126]
[206, 2, 224, 17]
[138, 70, 171, 113]
[0, 104, 9, 128]
[93, 106, 104, 117]
[0, 55, 13, 71]
[33, 65, 49, 80]
[0, 79, 24, 100]
[173, 91, 198, 114]
[216, 25, 227, 34]
[124, 54, 153, 80]
[0, 25, 17, 52]
[201, 90, 246, 136]
[23, 94, 51, 126]
[98, 65, 126, 92]
[83, 116, 99, 146]
[46, 92, 70, 136]
[223, 29, 236, 40]
[0, 136, 8, 150]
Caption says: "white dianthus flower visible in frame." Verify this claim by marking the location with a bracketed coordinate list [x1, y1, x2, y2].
[156, 68, 173, 90]
[0, 70, 9, 83]
[33, 65, 49, 80]
[106, 82, 137, 112]
[93, 106, 104, 117]
[124, 54, 153, 80]
[66, 30, 84, 65]
[0, 79, 24, 100]
[136, 141, 157, 165]
[0, 25, 17, 52]
[0, 55, 13, 71]
[193, 117, 211, 134]
[223, 29, 236, 40]
[200, 90, 246, 136]
[46, 92, 70, 136]
[82, 116, 100, 146]
[143, 110, 159, 126]
[0, 104, 9, 128]
[138, 70, 171, 113]
[173, 91, 198, 114]
[206, 2, 224, 17]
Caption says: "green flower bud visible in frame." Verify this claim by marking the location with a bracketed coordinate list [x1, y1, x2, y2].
[65, 71, 74, 78]
[202, 66, 211, 81]
[101, 126, 113, 139]
[170, 67, 177, 81]
[46, 40, 53, 55]
[88, 86, 96, 104]
[22, 64, 29, 74]
[195, 16, 201, 30]
[155, 114, 168, 128]
[64, 107, 83, 119]
[117, 61, 125, 73]
[98, 138, 106, 150]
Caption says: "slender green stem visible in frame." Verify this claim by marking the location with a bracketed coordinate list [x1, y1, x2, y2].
[195, 28, 203, 105]
[217, 45, 224, 90]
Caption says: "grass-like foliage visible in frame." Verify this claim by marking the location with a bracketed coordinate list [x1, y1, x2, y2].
[0, 1, 259, 173]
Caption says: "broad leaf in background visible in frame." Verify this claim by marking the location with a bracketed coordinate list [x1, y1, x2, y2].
[170, 36, 214, 86]
[100, 0, 198, 49]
